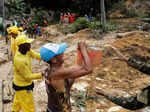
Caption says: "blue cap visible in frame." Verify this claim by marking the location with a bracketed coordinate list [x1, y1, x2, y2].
[40, 43, 67, 62]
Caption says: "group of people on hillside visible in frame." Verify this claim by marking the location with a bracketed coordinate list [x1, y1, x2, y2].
[7, 25, 93, 112]
[15, 17, 48, 38]
[22, 22, 42, 38]
[60, 12, 76, 24]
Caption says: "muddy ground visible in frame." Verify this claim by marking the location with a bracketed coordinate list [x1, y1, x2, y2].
[1, 21, 150, 112]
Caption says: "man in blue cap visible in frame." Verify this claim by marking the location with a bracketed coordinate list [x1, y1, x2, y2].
[40, 42, 93, 112]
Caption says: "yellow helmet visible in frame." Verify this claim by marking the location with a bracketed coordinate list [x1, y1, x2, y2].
[10, 26, 19, 34]
[16, 36, 34, 46]
[18, 27, 23, 31]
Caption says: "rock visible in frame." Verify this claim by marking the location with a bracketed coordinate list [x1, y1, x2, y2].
[108, 106, 122, 112]
[80, 107, 86, 112]
[96, 109, 104, 112]
[3, 96, 12, 103]
[141, 107, 150, 112]
[95, 77, 104, 81]
[72, 81, 89, 91]
[3, 80, 14, 103]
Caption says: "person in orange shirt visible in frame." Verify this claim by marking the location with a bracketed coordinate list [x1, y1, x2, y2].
[68, 12, 72, 23]
[70, 13, 76, 23]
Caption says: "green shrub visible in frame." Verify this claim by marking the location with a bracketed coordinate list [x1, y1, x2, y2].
[73, 91, 97, 108]
[70, 17, 90, 33]
[88, 21, 101, 30]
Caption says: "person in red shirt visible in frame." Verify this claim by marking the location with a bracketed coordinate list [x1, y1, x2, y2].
[44, 19, 48, 27]
[68, 12, 72, 23]
[34, 24, 38, 29]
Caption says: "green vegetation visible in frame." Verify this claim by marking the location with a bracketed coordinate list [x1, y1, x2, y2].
[73, 91, 97, 108]
[6, 0, 27, 15]
[69, 17, 118, 33]
[70, 17, 90, 33]
[88, 21, 101, 30]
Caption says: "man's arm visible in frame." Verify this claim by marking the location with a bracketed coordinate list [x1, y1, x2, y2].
[110, 45, 150, 74]
[50, 42, 93, 80]
[95, 88, 147, 110]
[78, 42, 93, 72]
[29, 49, 42, 61]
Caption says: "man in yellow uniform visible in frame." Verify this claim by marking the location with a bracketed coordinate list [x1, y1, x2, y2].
[8, 26, 19, 57]
[12, 37, 43, 112]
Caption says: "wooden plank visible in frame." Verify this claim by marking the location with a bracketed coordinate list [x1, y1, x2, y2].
[0, 80, 3, 112]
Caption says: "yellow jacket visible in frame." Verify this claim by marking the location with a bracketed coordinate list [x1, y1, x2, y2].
[11, 37, 18, 56]
[18, 31, 26, 37]
[13, 49, 42, 87]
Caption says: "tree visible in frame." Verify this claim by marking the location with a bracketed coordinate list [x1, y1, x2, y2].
[101, 0, 106, 32]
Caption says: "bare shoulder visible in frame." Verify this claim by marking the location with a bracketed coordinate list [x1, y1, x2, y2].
[50, 65, 83, 80]
[55, 65, 82, 73]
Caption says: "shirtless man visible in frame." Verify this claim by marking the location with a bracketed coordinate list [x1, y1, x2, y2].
[40, 42, 93, 112]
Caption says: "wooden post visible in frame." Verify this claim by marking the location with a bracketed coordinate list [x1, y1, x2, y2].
[2, 0, 5, 30]
[0, 80, 3, 112]
[100, 0, 106, 32]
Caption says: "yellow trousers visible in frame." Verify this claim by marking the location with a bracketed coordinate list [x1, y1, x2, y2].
[12, 90, 35, 112]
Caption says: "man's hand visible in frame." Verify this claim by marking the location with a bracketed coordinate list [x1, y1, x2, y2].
[78, 42, 86, 51]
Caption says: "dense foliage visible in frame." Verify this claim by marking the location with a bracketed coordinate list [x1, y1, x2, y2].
[5, 0, 124, 17]
[70, 17, 90, 33]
